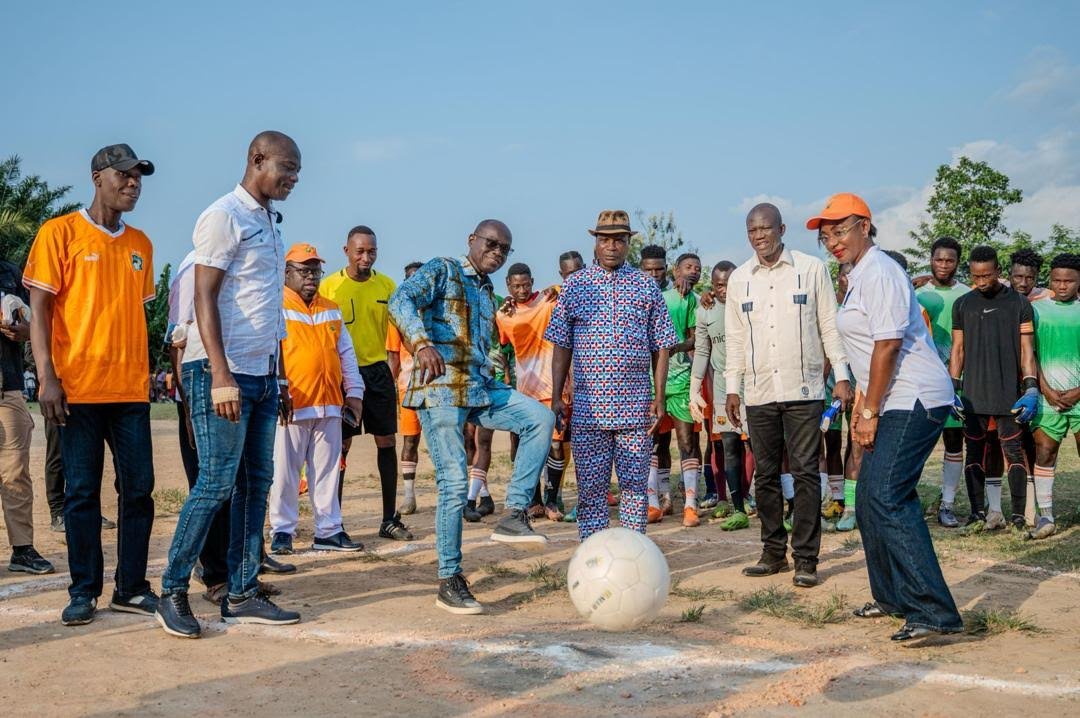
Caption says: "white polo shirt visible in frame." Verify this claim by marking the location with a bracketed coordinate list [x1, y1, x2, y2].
[183, 185, 286, 376]
[724, 247, 850, 406]
[836, 245, 953, 413]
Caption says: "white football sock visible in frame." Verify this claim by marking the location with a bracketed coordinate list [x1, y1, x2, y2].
[1034, 465, 1054, 522]
[647, 457, 660, 509]
[941, 451, 962, 508]
[985, 477, 1003, 514]
[681, 459, 700, 510]
[780, 473, 795, 501]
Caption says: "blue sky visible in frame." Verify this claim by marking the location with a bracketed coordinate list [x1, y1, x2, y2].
[6, 1, 1080, 285]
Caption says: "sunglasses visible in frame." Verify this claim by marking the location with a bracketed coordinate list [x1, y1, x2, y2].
[472, 234, 514, 256]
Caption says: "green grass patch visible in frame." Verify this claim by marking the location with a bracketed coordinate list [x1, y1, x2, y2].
[963, 608, 1041, 635]
[670, 577, 734, 602]
[153, 487, 187, 514]
[525, 560, 566, 590]
[679, 604, 706, 623]
[739, 587, 848, 627]
[482, 563, 519, 578]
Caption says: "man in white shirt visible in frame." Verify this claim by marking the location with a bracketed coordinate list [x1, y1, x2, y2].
[157, 131, 302, 638]
[724, 203, 852, 588]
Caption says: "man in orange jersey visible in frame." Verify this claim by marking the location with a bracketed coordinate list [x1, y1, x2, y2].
[24, 144, 158, 626]
[387, 261, 424, 515]
[496, 262, 571, 520]
[268, 244, 365, 553]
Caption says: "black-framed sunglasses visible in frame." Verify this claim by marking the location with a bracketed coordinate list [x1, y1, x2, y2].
[473, 234, 514, 256]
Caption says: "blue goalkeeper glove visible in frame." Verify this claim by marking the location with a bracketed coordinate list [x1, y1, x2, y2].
[950, 394, 966, 422]
[1011, 387, 1040, 424]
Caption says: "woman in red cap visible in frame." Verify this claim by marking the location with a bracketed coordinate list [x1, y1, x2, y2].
[810, 193, 964, 642]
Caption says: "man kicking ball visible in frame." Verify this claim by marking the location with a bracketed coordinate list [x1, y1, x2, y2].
[389, 220, 553, 615]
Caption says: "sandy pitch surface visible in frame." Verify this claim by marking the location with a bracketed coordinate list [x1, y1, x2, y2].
[1, 416, 1078, 717]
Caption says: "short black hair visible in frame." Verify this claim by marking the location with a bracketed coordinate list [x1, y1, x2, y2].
[674, 252, 701, 267]
[713, 260, 737, 274]
[884, 250, 909, 271]
[558, 250, 583, 264]
[969, 245, 999, 267]
[1050, 253, 1080, 272]
[404, 261, 423, 273]
[640, 244, 666, 261]
[931, 236, 962, 260]
[347, 225, 376, 240]
[1009, 248, 1043, 271]
[506, 262, 531, 277]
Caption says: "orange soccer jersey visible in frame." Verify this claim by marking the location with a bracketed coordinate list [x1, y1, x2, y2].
[495, 293, 565, 403]
[22, 210, 155, 403]
[386, 321, 421, 436]
[281, 288, 347, 412]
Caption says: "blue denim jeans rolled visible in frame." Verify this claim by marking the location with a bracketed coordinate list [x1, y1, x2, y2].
[60, 402, 155, 599]
[418, 386, 555, 579]
[161, 360, 278, 600]
[856, 399, 964, 632]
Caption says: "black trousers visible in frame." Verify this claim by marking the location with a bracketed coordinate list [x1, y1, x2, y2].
[178, 403, 231, 587]
[45, 419, 65, 518]
[745, 400, 823, 567]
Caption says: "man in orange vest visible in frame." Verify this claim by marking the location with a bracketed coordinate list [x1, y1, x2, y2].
[268, 243, 366, 553]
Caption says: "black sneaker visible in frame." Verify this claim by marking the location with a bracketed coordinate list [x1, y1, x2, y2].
[379, 513, 414, 541]
[260, 554, 297, 574]
[61, 596, 97, 626]
[463, 503, 483, 523]
[221, 594, 300, 625]
[435, 573, 483, 615]
[312, 531, 364, 552]
[8, 546, 55, 575]
[270, 532, 294, 555]
[156, 591, 201, 638]
[110, 588, 159, 615]
[1009, 514, 1027, 530]
[477, 495, 496, 516]
[491, 508, 547, 547]
[50, 515, 65, 533]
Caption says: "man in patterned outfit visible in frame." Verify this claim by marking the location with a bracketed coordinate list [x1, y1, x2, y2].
[547, 210, 678, 540]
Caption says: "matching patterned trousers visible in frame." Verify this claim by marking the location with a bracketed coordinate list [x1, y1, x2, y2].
[571, 426, 652, 540]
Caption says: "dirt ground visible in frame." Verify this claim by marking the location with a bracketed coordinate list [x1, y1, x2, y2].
[1, 412, 1078, 717]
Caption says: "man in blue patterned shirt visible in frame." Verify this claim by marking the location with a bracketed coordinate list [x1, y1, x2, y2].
[388, 219, 555, 615]
[546, 210, 678, 540]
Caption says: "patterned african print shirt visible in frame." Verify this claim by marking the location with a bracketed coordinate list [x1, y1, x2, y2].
[545, 262, 678, 430]
[388, 255, 502, 408]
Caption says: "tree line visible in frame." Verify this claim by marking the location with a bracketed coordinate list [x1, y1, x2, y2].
[3, 153, 1078, 364]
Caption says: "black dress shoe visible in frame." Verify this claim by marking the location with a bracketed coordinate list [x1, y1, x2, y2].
[891, 624, 935, 642]
[260, 554, 296, 574]
[742, 557, 790, 577]
[792, 563, 819, 588]
[851, 600, 902, 617]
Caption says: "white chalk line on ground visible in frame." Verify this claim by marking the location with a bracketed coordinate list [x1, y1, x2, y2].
[3, 594, 1079, 700]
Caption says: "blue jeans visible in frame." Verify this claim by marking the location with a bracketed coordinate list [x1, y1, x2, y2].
[856, 399, 964, 632]
[418, 387, 555, 579]
[60, 403, 155, 599]
[161, 360, 277, 600]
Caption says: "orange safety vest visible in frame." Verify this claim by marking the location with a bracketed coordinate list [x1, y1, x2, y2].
[281, 287, 346, 411]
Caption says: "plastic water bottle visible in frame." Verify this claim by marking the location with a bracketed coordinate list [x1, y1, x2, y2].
[819, 399, 842, 432]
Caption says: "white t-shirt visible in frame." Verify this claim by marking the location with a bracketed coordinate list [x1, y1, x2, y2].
[836, 246, 953, 413]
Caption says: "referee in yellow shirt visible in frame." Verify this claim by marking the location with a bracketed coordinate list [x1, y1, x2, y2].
[320, 225, 412, 540]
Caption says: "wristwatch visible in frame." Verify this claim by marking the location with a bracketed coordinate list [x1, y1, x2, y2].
[860, 406, 879, 420]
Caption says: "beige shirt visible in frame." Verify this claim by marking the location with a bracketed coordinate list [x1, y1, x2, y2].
[723, 247, 849, 406]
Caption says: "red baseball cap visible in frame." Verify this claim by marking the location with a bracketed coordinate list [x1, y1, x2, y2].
[805, 193, 872, 230]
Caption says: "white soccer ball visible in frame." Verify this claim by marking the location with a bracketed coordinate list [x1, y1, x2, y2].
[566, 527, 671, 631]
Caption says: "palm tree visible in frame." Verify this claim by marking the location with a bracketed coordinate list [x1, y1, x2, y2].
[0, 155, 81, 266]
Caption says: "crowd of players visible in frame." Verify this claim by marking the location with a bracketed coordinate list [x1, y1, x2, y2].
[0, 133, 1076, 640]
